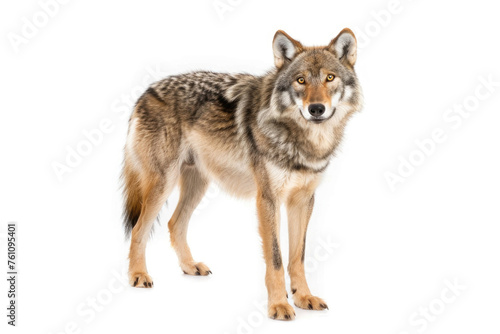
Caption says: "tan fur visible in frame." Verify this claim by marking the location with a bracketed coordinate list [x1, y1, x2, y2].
[303, 83, 331, 106]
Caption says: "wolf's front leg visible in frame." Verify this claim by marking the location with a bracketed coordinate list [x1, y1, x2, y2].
[287, 191, 328, 311]
[256, 187, 295, 320]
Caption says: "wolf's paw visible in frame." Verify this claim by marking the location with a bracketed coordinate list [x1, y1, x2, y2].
[269, 302, 296, 321]
[293, 294, 328, 311]
[181, 262, 212, 276]
[129, 272, 154, 288]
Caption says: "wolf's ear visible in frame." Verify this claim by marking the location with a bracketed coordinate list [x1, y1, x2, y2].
[328, 28, 357, 67]
[273, 30, 303, 69]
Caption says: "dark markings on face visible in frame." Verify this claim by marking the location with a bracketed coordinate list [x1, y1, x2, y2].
[275, 91, 293, 113]
[345, 76, 355, 87]
[276, 81, 289, 92]
[339, 83, 346, 101]
[275, 50, 351, 112]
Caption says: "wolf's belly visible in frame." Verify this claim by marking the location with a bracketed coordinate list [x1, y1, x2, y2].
[196, 150, 256, 198]
[189, 130, 256, 198]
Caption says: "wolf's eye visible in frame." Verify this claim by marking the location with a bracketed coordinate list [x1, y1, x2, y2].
[297, 77, 305, 84]
[326, 74, 335, 82]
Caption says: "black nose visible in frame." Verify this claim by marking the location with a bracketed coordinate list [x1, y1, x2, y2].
[308, 104, 325, 117]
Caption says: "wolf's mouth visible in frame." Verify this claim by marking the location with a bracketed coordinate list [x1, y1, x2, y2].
[311, 118, 327, 124]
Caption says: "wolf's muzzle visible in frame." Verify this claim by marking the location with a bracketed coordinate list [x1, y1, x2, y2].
[309, 106, 335, 123]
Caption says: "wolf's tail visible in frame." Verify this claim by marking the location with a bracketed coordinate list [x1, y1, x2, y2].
[122, 163, 142, 237]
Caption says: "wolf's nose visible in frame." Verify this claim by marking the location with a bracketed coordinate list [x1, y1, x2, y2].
[308, 104, 325, 117]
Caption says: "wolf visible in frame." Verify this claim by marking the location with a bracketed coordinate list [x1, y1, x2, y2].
[122, 28, 363, 320]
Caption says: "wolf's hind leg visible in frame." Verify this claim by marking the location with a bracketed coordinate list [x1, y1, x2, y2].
[129, 169, 178, 288]
[168, 164, 211, 276]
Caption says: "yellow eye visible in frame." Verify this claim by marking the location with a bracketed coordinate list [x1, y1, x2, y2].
[297, 77, 305, 84]
[326, 74, 335, 82]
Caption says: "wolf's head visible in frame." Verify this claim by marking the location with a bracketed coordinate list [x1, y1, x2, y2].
[270, 29, 363, 125]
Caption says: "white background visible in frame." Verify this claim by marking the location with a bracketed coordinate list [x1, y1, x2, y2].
[1, 0, 499, 333]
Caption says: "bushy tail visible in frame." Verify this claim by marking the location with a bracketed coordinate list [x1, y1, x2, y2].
[122, 164, 142, 237]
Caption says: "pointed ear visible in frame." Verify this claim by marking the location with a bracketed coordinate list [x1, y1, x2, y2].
[272, 30, 303, 69]
[328, 28, 357, 67]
